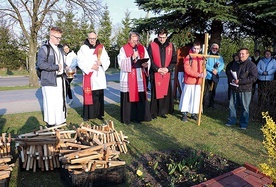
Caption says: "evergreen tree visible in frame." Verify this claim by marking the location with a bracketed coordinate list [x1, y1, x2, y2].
[55, 11, 94, 52]
[135, 0, 235, 45]
[56, 11, 79, 47]
[98, 4, 112, 52]
[134, 0, 275, 48]
[0, 21, 26, 70]
[116, 10, 132, 48]
[79, 15, 95, 45]
[247, 0, 276, 17]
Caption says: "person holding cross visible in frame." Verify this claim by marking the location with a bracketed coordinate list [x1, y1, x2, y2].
[179, 42, 205, 122]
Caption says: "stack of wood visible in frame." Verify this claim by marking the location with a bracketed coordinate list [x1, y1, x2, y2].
[15, 123, 75, 172]
[59, 120, 127, 173]
[0, 133, 13, 180]
[15, 120, 129, 174]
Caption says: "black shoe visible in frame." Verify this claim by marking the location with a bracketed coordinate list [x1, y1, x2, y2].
[191, 114, 198, 121]
[152, 116, 157, 119]
[83, 118, 88, 121]
[182, 113, 188, 122]
[161, 114, 167, 118]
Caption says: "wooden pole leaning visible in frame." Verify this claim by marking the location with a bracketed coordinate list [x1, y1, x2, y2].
[197, 33, 209, 126]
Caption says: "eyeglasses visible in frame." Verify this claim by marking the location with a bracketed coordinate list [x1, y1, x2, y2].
[212, 48, 219, 50]
[88, 38, 97, 41]
[51, 35, 62, 40]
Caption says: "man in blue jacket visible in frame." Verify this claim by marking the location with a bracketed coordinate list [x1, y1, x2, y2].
[204, 43, 224, 108]
[37, 27, 67, 127]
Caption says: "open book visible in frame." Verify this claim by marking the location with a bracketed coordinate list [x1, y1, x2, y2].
[133, 58, 149, 68]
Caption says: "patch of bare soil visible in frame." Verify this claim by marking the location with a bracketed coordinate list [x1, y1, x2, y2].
[127, 148, 240, 187]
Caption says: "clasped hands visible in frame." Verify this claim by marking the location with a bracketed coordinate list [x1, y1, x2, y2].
[158, 67, 168, 75]
[262, 71, 268, 76]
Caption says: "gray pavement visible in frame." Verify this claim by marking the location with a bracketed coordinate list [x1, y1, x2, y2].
[0, 72, 229, 115]
[0, 73, 122, 115]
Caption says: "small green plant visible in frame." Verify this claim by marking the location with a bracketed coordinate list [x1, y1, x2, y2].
[260, 112, 276, 183]
[153, 161, 158, 170]
[167, 160, 178, 175]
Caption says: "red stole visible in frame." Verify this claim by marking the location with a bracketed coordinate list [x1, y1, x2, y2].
[83, 44, 103, 105]
[150, 42, 173, 99]
[123, 43, 147, 102]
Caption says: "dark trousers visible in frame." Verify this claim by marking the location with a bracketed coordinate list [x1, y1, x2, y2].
[204, 79, 218, 107]
[258, 80, 272, 106]
[120, 92, 151, 124]
[66, 78, 73, 99]
[150, 75, 174, 117]
[83, 89, 104, 120]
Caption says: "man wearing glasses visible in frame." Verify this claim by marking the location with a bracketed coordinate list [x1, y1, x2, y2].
[77, 32, 110, 121]
[204, 43, 224, 108]
[37, 27, 67, 127]
[148, 28, 177, 119]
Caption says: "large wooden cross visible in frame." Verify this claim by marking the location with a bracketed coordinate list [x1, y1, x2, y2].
[189, 33, 219, 126]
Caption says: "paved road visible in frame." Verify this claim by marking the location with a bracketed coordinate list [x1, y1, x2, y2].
[0, 73, 121, 115]
[0, 72, 229, 115]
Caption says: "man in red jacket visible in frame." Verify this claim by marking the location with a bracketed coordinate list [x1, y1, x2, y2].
[179, 42, 205, 122]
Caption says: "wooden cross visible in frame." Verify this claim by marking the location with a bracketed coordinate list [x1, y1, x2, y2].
[189, 33, 219, 126]
[84, 87, 91, 94]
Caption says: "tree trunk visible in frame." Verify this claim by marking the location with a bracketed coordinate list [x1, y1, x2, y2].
[210, 20, 223, 46]
[28, 41, 40, 87]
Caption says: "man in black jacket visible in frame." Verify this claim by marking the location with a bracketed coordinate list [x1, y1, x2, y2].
[225, 48, 257, 130]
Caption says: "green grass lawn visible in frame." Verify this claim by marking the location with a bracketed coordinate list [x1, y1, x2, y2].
[0, 102, 266, 187]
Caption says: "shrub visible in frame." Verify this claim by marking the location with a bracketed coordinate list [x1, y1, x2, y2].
[260, 112, 276, 183]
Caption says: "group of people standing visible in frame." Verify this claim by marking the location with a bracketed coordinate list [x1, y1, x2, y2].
[117, 29, 176, 125]
[225, 49, 276, 130]
[37, 27, 110, 127]
[36, 27, 177, 127]
[37, 26, 270, 130]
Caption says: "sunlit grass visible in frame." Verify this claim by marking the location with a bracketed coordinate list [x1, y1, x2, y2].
[0, 103, 265, 187]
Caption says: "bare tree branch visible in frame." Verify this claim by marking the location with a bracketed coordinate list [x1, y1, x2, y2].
[0, 0, 103, 87]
